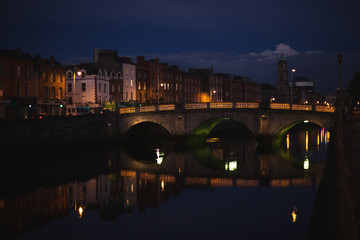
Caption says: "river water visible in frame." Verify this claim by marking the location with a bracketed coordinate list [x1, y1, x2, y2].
[0, 123, 329, 240]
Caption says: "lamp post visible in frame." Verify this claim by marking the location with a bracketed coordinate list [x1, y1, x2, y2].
[210, 90, 216, 102]
[290, 68, 296, 104]
[73, 67, 81, 105]
[337, 54, 343, 108]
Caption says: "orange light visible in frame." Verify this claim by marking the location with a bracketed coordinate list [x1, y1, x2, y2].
[292, 206, 297, 222]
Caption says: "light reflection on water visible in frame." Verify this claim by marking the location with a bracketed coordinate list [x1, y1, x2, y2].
[1, 127, 328, 240]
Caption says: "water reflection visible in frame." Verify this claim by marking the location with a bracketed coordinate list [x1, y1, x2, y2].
[0, 124, 330, 240]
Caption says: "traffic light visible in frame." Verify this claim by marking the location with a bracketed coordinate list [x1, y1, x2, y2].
[60, 104, 63, 108]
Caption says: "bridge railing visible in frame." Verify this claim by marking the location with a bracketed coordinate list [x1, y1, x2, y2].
[270, 103, 291, 110]
[291, 104, 312, 111]
[119, 102, 335, 114]
[315, 105, 335, 113]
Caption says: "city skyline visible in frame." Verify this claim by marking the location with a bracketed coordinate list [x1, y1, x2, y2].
[2, 0, 360, 94]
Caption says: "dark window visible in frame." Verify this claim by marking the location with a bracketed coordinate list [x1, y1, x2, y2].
[81, 83, 86, 92]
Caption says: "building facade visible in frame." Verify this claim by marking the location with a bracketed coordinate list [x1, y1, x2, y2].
[0, 49, 66, 119]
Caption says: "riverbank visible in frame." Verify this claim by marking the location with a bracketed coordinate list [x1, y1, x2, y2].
[307, 112, 360, 240]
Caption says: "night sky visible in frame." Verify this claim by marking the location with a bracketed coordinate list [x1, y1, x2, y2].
[2, 0, 360, 94]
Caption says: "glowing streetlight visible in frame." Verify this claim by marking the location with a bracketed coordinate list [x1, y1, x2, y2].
[73, 67, 82, 105]
[290, 68, 296, 104]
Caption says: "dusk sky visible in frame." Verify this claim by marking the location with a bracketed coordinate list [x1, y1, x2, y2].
[2, 0, 360, 94]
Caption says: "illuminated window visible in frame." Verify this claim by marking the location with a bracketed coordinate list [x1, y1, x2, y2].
[138, 81, 141, 90]
[144, 82, 146, 90]
[130, 80, 133, 87]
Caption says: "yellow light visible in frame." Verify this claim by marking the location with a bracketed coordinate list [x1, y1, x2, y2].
[77, 71, 82, 76]
[317, 131, 320, 150]
[161, 180, 165, 191]
[131, 184, 134, 193]
[292, 69, 296, 73]
[292, 207, 297, 223]
[305, 131, 308, 152]
[286, 133, 290, 151]
[78, 206, 84, 218]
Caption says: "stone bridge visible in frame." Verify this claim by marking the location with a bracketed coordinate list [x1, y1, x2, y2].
[117, 102, 335, 137]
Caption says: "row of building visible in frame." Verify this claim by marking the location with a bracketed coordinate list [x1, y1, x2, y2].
[0, 48, 322, 119]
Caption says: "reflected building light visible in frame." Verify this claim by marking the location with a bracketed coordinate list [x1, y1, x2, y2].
[317, 131, 320, 150]
[321, 128, 324, 143]
[155, 148, 164, 165]
[326, 131, 330, 143]
[161, 180, 165, 191]
[304, 157, 310, 170]
[286, 133, 290, 151]
[292, 206, 297, 223]
[78, 206, 84, 218]
[131, 184, 134, 193]
[305, 131, 309, 152]
[178, 168, 181, 174]
[225, 161, 237, 171]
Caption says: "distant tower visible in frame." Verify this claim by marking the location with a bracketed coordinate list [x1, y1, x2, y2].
[276, 55, 290, 102]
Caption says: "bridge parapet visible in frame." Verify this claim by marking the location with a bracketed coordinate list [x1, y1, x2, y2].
[117, 102, 335, 137]
[119, 102, 334, 114]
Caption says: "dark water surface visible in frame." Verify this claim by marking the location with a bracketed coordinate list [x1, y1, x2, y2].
[0, 124, 329, 240]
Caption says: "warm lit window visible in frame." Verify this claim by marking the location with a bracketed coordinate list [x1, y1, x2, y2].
[144, 82, 146, 90]
[130, 80, 133, 87]
[59, 73, 63, 83]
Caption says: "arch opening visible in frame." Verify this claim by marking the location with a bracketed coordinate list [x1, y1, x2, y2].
[123, 121, 173, 162]
[272, 120, 330, 168]
[188, 118, 256, 170]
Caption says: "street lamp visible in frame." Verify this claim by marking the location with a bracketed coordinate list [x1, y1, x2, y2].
[290, 68, 296, 104]
[210, 90, 216, 102]
[73, 67, 81, 105]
